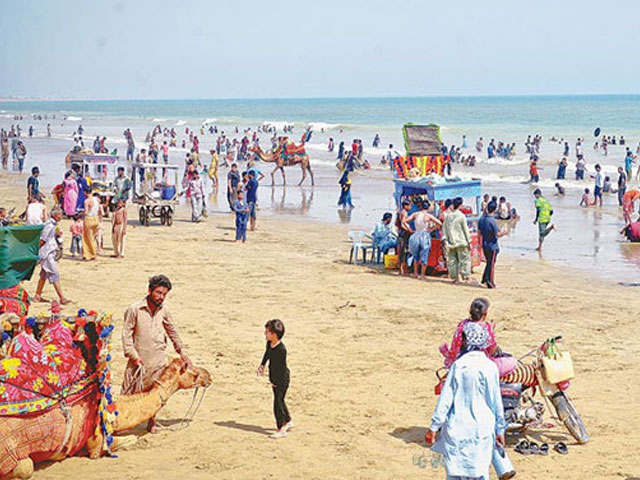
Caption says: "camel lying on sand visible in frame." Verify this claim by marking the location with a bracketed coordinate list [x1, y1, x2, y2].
[0, 358, 211, 480]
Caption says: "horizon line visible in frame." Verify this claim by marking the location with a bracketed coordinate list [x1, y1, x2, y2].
[1, 92, 640, 102]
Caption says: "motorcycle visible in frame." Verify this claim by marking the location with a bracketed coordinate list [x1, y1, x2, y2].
[435, 336, 589, 444]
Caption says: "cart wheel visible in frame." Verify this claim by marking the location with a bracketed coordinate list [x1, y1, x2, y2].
[160, 206, 168, 225]
[166, 209, 173, 226]
[145, 207, 151, 226]
[139, 207, 147, 226]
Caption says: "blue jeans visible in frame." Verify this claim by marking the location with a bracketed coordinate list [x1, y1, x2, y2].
[235, 213, 248, 241]
[17, 156, 25, 172]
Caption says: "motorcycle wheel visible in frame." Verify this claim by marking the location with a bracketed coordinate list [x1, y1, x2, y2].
[551, 391, 589, 444]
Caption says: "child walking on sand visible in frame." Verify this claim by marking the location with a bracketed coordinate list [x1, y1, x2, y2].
[112, 200, 127, 258]
[69, 215, 83, 258]
[257, 319, 292, 439]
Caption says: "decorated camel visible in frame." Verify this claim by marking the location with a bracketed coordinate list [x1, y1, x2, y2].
[0, 358, 211, 479]
[250, 136, 314, 186]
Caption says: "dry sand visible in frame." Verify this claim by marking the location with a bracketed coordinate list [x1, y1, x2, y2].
[1, 173, 639, 480]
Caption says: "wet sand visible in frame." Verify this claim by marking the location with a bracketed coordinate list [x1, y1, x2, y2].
[1, 173, 639, 480]
[10, 132, 640, 283]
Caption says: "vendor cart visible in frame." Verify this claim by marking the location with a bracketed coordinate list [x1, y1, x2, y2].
[131, 162, 179, 227]
[392, 123, 483, 275]
[393, 178, 483, 274]
[80, 154, 120, 217]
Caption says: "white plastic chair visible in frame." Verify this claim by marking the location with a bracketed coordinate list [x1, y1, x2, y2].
[348, 231, 374, 264]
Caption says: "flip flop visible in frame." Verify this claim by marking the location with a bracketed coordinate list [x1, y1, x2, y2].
[539, 443, 549, 455]
[553, 442, 568, 454]
[529, 441, 540, 454]
[514, 439, 530, 455]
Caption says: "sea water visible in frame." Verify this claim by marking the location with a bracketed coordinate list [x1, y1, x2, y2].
[1, 95, 639, 282]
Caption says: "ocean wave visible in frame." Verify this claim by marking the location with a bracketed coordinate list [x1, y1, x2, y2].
[175, 120, 187, 127]
[308, 122, 340, 131]
[262, 120, 293, 130]
[152, 118, 167, 123]
[67, 116, 82, 121]
[305, 142, 329, 151]
[202, 118, 217, 125]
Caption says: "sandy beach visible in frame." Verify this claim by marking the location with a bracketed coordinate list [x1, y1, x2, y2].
[1, 172, 639, 480]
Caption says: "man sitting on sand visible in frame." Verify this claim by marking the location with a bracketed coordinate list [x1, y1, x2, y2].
[121, 275, 193, 433]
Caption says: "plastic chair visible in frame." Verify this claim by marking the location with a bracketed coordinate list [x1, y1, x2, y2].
[348, 231, 374, 264]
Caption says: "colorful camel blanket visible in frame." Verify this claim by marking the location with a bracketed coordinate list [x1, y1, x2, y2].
[0, 321, 88, 415]
[0, 286, 30, 321]
[0, 311, 118, 453]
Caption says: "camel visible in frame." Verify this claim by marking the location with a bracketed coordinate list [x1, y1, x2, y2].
[250, 145, 314, 186]
[0, 358, 211, 480]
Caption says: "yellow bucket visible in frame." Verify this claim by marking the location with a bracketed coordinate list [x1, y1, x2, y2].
[384, 253, 399, 269]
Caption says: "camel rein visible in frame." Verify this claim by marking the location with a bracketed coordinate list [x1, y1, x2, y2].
[168, 386, 207, 431]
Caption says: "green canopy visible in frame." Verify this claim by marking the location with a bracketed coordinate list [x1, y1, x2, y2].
[0, 225, 43, 289]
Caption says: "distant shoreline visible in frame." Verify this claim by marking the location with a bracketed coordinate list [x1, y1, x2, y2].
[2, 93, 640, 103]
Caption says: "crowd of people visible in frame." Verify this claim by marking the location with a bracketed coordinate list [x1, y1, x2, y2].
[368, 189, 525, 289]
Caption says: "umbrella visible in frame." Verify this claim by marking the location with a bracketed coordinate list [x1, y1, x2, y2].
[594, 127, 601, 137]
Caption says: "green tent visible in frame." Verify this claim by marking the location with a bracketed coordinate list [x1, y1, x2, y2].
[0, 225, 43, 289]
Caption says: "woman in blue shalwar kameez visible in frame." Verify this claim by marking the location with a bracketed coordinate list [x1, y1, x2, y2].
[426, 322, 506, 480]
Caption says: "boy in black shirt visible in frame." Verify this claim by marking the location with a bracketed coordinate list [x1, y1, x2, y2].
[257, 319, 292, 439]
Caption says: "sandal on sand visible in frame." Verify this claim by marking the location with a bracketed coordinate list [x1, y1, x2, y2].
[529, 441, 540, 454]
[539, 443, 549, 455]
[514, 439, 530, 455]
[553, 442, 568, 454]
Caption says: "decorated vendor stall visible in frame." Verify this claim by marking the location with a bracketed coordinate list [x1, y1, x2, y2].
[392, 124, 483, 274]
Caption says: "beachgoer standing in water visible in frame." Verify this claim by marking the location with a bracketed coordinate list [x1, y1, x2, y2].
[592, 164, 604, 207]
[617, 167, 627, 207]
[533, 188, 555, 252]
[257, 319, 293, 439]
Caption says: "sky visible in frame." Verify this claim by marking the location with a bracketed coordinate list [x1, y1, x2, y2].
[1, 0, 640, 99]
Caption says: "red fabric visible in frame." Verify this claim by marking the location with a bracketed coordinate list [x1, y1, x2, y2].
[0, 321, 87, 409]
[440, 319, 498, 367]
[0, 286, 30, 320]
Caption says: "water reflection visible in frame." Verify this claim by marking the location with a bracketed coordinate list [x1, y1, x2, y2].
[337, 208, 353, 223]
[270, 187, 314, 215]
[619, 242, 640, 268]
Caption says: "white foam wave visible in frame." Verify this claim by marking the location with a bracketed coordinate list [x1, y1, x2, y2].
[67, 116, 82, 121]
[262, 120, 292, 130]
[152, 118, 167, 123]
[305, 142, 330, 152]
[174, 120, 187, 127]
[202, 118, 217, 125]
[308, 122, 340, 131]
